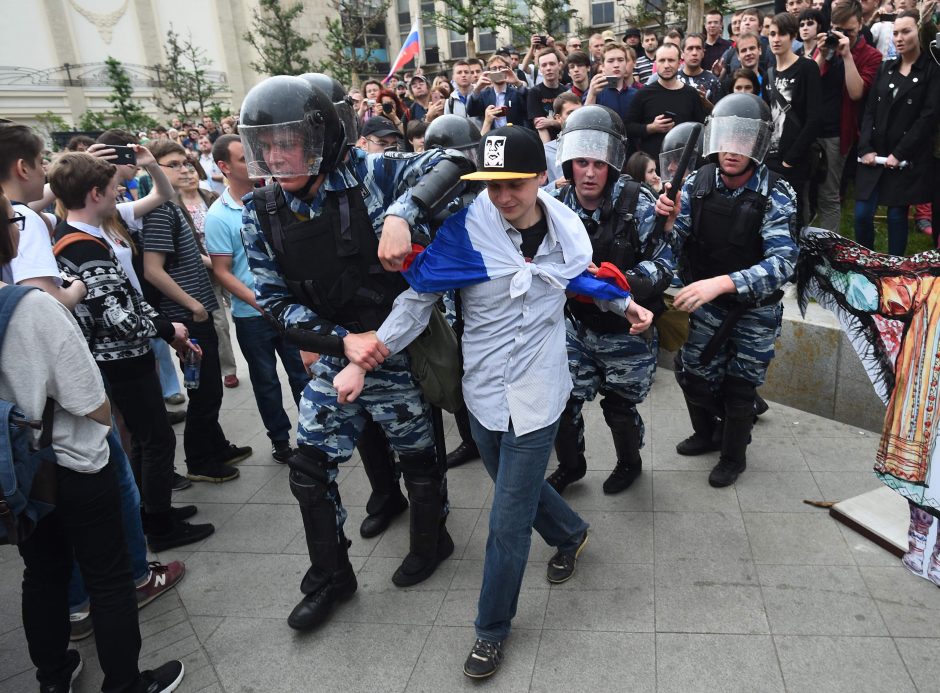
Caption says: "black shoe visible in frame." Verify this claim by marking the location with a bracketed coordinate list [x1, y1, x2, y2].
[170, 505, 197, 522]
[392, 527, 455, 587]
[171, 472, 191, 491]
[463, 638, 503, 679]
[139, 659, 184, 693]
[360, 491, 409, 539]
[287, 573, 358, 630]
[602, 461, 641, 494]
[166, 409, 186, 426]
[272, 440, 293, 464]
[754, 393, 769, 417]
[546, 458, 586, 495]
[676, 434, 721, 456]
[186, 462, 239, 483]
[546, 529, 589, 584]
[446, 441, 480, 468]
[147, 519, 215, 552]
[39, 648, 82, 692]
[215, 443, 253, 466]
[708, 457, 746, 488]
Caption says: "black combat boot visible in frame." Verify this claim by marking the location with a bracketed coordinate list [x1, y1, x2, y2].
[357, 418, 408, 539]
[546, 406, 587, 495]
[676, 395, 722, 456]
[286, 449, 358, 630]
[602, 404, 643, 494]
[708, 377, 755, 488]
[447, 406, 480, 469]
[393, 476, 453, 586]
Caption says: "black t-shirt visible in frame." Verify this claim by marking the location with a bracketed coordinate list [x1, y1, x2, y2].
[815, 56, 844, 138]
[517, 216, 549, 260]
[765, 57, 823, 164]
[527, 83, 567, 122]
[623, 82, 707, 159]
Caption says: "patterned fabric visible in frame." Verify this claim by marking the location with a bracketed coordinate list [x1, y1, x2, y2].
[672, 164, 799, 302]
[563, 323, 659, 453]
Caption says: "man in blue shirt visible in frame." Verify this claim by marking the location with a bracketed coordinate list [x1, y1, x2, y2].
[584, 42, 643, 122]
[203, 134, 310, 464]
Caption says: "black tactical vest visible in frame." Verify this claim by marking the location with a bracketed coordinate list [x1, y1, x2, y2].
[563, 178, 657, 334]
[253, 184, 408, 333]
[680, 164, 778, 298]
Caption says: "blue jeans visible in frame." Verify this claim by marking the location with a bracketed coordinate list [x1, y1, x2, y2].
[68, 425, 150, 613]
[854, 191, 910, 256]
[470, 414, 589, 642]
[151, 337, 181, 399]
[234, 316, 310, 442]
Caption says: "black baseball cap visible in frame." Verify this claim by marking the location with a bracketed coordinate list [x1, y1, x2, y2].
[361, 117, 400, 139]
[461, 125, 547, 181]
[623, 28, 641, 39]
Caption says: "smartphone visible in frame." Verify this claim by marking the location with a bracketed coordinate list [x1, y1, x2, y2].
[487, 70, 507, 83]
[663, 110, 678, 121]
[606, 75, 619, 89]
[880, 12, 896, 21]
[496, 106, 509, 116]
[538, 35, 548, 45]
[110, 145, 136, 166]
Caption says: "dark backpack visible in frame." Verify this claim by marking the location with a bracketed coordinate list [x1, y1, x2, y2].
[0, 285, 56, 545]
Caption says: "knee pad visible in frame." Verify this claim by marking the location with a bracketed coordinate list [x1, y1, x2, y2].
[722, 376, 757, 420]
[679, 370, 718, 411]
[397, 449, 438, 480]
[288, 446, 336, 503]
[600, 393, 638, 419]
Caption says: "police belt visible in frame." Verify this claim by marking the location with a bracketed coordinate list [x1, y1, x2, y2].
[699, 289, 784, 365]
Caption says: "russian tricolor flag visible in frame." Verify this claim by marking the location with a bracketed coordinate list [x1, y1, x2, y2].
[384, 20, 421, 83]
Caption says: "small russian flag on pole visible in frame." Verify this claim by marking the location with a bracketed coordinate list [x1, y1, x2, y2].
[384, 20, 421, 83]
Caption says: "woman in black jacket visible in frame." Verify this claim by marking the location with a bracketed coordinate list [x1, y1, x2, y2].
[854, 10, 940, 256]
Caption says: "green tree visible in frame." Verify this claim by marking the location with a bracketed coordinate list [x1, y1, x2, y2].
[526, 0, 580, 39]
[77, 110, 109, 131]
[154, 27, 222, 119]
[244, 0, 314, 76]
[33, 111, 71, 149]
[315, 0, 393, 87]
[424, 0, 527, 58]
[619, 0, 733, 35]
[104, 56, 158, 132]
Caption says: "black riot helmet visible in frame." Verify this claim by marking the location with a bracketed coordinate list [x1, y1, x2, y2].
[239, 75, 345, 180]
[299, 72, 358, 146]
[424, 115, 482, 167]
[556, 105, 627, 187]
[659, 121, 704, 183]
[702, 93, 773, 165]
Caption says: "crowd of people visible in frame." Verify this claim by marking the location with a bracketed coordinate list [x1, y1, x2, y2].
[1, 0, 939, 689]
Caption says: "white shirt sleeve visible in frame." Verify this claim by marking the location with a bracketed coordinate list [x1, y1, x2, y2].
[9, 204, 61, 285]
[116, 201, 143, 232]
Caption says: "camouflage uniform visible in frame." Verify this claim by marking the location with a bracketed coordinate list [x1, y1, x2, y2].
[242, 147, 452, 544]
[550, 177, 672, 490]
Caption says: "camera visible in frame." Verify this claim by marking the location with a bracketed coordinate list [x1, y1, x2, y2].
[538, 35, 548, 45]
[824, 34, 840, 49]
[382, 102, 393, 114]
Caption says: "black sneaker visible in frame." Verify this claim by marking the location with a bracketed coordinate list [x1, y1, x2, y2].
[169, 505, 197, 522]
[139, 659, 184, 693]
[463, 638, 502, 679]
[166, 410, 186, 426]
[446, 441, 480, 469]
[69, 610, 93, 642]
[215, 443, 253, 466]
[186, 462, 239, 483]
[546, 529, 589, 584]
[147, 519, 215, 552]
[272, 440, 293, 464]
[171, 473, 191, 491]
[39, 648, 82, 692]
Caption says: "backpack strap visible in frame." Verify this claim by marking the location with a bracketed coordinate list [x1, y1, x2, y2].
[614, 178, 642, 221]
[0, 285, 37, 353]
[52, 231, 109, 257]
[253, 184, 288, 255]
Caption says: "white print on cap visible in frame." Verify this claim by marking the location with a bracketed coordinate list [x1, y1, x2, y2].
[484, 136, 506, 168]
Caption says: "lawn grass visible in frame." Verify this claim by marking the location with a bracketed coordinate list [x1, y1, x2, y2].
[835, 186, 935, 255]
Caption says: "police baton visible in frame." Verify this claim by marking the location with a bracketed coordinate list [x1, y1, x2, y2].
[653, 122, 704, 239]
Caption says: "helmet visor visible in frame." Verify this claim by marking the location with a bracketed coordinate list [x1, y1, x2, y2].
[335, 101, 358, 146]
[239, 120, 324, 179]
[702, 115, 772, 163]
[556, 129, 626, 172]
[658, 147, 696, 183]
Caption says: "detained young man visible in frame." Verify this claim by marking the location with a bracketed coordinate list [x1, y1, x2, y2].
[333, 125, 653, 679]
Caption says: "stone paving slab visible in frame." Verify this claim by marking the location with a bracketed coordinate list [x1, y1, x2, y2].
[1, 348, 936, 692]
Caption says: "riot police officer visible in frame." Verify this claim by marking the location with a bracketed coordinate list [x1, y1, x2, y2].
[547, 106, 674, 495]
[655, 94, 798, 488]
[422, 115, 484, 469]
[238, 76, 471, 630]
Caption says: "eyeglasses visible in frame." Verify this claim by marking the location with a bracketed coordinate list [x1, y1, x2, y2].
[8, 213, 25, 231]
[365, 137, 399, 150]
[159, 161, 196, 170]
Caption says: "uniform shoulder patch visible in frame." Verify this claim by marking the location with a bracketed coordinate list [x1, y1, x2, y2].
[383, 151, 421, 160]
